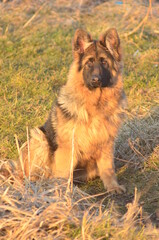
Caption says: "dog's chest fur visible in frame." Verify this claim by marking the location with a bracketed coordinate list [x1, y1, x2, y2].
[55, 84, 124, 160]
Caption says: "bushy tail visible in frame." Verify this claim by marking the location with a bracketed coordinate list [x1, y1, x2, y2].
[20, 128, 53, 180]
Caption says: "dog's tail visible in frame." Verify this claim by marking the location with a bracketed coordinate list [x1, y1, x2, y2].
[20, 128, 53, 180]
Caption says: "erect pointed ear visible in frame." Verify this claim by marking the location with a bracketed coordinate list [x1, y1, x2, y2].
[73, 29, 93, 57]
[99, 28, 121, 61]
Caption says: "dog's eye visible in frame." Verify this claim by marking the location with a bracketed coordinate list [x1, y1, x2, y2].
[100, 58, 108, 66]
[89, 58, 94, 63]
[86, 58, 94, 67]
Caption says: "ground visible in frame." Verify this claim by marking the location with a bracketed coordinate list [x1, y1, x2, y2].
[0, 0, 159, 239]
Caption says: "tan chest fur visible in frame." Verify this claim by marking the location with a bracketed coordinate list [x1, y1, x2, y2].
[55, 99, 122, 160]
[55, 66, 125, 160]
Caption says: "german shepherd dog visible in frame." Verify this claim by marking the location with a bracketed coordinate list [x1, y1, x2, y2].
[21, 28, 126, 193]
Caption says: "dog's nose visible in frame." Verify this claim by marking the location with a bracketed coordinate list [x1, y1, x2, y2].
[92, 75, 100, 83]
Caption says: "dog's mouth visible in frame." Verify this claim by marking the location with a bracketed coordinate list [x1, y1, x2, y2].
[89, 78, 114, 89]
[86, 81, 101, 90]
[91, 80, 102, 88]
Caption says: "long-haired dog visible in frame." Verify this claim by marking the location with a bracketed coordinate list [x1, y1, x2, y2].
[21, 28, 126, 193]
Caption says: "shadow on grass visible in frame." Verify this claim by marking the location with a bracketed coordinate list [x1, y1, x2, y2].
[78, 107, 159, 225]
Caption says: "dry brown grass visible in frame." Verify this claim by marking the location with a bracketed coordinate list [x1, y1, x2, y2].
[0, 161, 159, 239]
[1, 0, 159, 35]
[116, 108, 159, 164]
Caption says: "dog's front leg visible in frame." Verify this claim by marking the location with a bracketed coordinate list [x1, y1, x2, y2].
[97, 143, 126, 194]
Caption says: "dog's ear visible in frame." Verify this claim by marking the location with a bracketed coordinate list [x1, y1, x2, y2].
[99, 28, 121, 61]
[73, 29, 92, 57]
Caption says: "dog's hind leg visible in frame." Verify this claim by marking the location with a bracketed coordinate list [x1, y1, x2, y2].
[52, 146, 78, 179]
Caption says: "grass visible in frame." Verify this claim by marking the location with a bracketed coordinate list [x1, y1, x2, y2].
[0, 0, 159, 239]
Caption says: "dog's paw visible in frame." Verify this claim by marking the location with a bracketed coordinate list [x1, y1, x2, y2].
[107, 184, 126, 194]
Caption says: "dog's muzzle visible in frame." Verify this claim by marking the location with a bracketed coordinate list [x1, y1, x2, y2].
[91, 75, 101, 88]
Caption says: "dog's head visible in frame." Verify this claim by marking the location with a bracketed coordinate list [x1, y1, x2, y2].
[73, 28, 122, 90]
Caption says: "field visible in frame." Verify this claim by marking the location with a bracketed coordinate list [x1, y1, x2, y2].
[0, 0, 159, 239]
